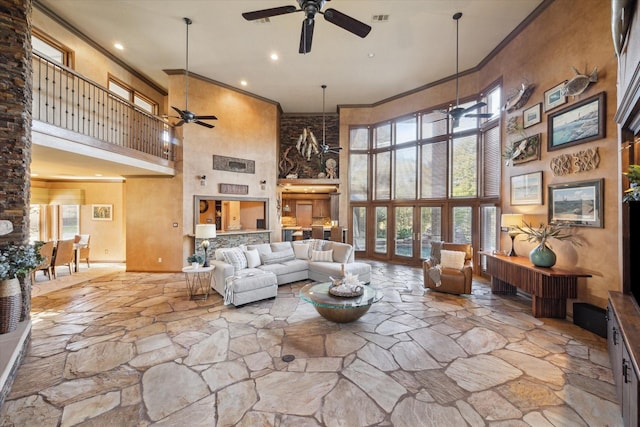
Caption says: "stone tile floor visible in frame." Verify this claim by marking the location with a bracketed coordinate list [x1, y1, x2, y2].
[1, 261, 622, 426]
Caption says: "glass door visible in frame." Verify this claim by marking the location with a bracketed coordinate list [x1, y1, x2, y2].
[394, 206, 414, 259]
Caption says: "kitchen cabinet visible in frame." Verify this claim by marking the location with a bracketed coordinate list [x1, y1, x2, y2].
[607, 292, 640, 427]
[312, 199, 330, 217]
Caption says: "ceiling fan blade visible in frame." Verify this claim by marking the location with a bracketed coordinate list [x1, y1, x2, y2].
[174, 120, 185, 127]
[194, 120, 215, 129]
[299, 18, 315, 54]
[195, 115, 218, 120]
[462, 102, 487, 114]
[323, 8, 371, 38]
[242, 5, 297, 21]
[465, 113, 494, 118]
[171, 106, 185, 117]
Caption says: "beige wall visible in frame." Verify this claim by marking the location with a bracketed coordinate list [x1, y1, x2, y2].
[340, 0, 619, 308]
[125, 73, 280, 272]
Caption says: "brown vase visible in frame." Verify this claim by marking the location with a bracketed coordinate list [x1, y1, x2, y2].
[0, 278, 22, 334]
[18, 276, 31, 322]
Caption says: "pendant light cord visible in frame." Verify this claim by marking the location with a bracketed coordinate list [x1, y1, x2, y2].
[184, 17, 192, 111]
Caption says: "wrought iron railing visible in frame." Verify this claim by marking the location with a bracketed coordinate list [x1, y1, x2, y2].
[32, 52, 174, 162]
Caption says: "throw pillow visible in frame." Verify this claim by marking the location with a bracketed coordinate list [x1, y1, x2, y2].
[293, 242, 310, 260]
[310, 239, 326, 251]
[310, 249, 333, 262]
[430, 241, 444, 265]
[222, 247, 248, 271]
[440, 249, 466, 270]
[261, 247, 295, 265]
[331, 243, 353, 263]
[243, 249, 261, 268]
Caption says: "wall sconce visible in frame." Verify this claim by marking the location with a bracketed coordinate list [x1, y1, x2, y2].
[200, 175, 207, 186]
[260, 180, 266, 190]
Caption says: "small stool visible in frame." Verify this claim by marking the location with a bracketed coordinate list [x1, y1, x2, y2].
[182, 265, 214, 300]
[224, 270, 277, 306]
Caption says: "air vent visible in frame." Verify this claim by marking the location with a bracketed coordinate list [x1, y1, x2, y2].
[372, 14, 389, 23]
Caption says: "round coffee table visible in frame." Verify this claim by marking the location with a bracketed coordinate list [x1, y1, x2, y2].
[299, 282, 382, 323]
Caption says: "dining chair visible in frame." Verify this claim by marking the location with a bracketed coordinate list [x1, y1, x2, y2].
[31, 241, 55, 281]
[312, 225, 325, 240]
[51, 239, 75, 278]
[75, 234, 91, 268]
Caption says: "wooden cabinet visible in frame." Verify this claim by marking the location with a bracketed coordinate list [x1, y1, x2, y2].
[312, 199, 329, 217]
[608, 293, 640, 427]
[282, 198, 295, 216]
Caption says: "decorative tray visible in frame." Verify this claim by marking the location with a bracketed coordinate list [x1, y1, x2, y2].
[329, 284, 364, 298]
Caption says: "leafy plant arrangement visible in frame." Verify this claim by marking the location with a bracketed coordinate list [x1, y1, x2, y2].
[0, 242, 43, 281]
[186, 253, 204, 264]
[514, 221, 582, 249]
[623, 164, 640, 202]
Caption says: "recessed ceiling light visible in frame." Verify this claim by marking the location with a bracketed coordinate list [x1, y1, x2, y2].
[95, 173, 103, 177]
[240, 80, 248, 86]
[368, 52, 375, 58]
[114, 43, 124, 50]
[270, 53, 279, 61]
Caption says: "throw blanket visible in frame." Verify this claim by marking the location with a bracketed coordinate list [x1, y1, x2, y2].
[428, 264, 442, 286]
[224, 275, 236, 305]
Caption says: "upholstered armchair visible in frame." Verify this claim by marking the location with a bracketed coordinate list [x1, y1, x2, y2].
[423, 242, 473, 295]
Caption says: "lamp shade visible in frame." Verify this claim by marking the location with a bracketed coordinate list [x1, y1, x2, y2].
[501, 214, 523, 229]
[195, 224, 217, 239]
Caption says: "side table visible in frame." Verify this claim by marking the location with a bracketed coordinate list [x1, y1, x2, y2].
[181, 266, 215, 300]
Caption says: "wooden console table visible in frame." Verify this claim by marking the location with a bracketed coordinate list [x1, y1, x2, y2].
[480, 252, 592, 318]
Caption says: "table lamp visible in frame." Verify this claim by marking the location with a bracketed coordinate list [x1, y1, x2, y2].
[195, 224, 217, 267]
[501, 214, 523, 256]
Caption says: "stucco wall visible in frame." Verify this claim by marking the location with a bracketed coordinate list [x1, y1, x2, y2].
[340, 0, 619, 308]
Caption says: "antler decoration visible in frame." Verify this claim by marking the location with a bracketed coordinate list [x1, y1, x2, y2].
[296, 127, 320, 161]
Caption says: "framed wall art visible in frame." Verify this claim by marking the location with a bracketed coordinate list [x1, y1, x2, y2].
[544, 81, 567, 112]
[92, 204, 113, 221]
[511, 171, 543, 205]
[523, 103, 541, 128]
[505, 133, 541, 166]
[548, 179, 603, 227]
[213, 155, 255, 174]
[547, 92, 605, 152]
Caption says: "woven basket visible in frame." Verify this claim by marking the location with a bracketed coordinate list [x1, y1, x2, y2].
[0, 278, 22, 334]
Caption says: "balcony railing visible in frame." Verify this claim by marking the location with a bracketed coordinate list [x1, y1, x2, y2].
[32, 52, 174, 162]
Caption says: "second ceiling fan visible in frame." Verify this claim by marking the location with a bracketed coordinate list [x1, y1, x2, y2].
[441, 12, 493, 128]
[242, 0, 371, 54]
[170, 17, 218, 129]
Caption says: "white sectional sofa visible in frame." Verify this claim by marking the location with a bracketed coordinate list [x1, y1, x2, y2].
[209, 239, 371, 306]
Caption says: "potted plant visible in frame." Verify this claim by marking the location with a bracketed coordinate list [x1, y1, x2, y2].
[0, 242, 42, 333]
[187, 253, 204, 268]
[514, 221, 581, 268]
[623, 164, 640, 203]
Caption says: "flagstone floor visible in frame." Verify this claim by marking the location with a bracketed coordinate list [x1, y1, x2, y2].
[1, 261, 622, 426]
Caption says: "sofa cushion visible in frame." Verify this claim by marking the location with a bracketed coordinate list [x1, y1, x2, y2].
[246, 243, 272, 257]
[309, 239, 327, 251]
[440, 249, 466, 270]
[270, 242, 293, 252]
[222, 247, 248, 271]
[258, 259, 308, 275]
[243, 249, 261, 268]
[261, 247, 295, 265]
[293, 242, 310, 260]
[310, 249, 333, 262]
[328, 242, 352, 263]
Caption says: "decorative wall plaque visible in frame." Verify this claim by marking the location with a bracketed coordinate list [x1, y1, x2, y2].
[550, 147, 600, 176]
[213, 155, 255, 174]
[219, 183, 249, 194]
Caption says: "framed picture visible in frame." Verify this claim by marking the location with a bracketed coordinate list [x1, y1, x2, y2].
[92, 204, 113, 221]
[547, 92, 605, 152]
[544, 81, 567, 112]
[511, 171, 543, 205]
[523, 103, 541, 128]
[548, 179, 603, 227]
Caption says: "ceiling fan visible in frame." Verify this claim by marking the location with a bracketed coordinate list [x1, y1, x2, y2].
[319, 85, 341, 155]
[170, 17, 217, 129]
[440, 12, 493, 128]
[242, 0, 371, 54]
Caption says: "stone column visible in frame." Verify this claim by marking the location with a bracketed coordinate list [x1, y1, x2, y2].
[0, 0, 33, 245]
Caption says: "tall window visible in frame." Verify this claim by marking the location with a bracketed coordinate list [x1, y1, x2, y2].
[60, 205, 79, 240]
[108, 77, 157, 114]
[32, 30, 73, 67]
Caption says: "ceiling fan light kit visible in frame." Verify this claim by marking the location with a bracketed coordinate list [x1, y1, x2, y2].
[170, 17, 218, 129]
[242, 0, 371, 54]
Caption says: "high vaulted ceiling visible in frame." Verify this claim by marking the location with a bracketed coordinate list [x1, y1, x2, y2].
[36, 0, 544, 114]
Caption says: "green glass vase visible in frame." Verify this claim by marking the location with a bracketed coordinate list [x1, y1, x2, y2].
[529, 242, 556, 268]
